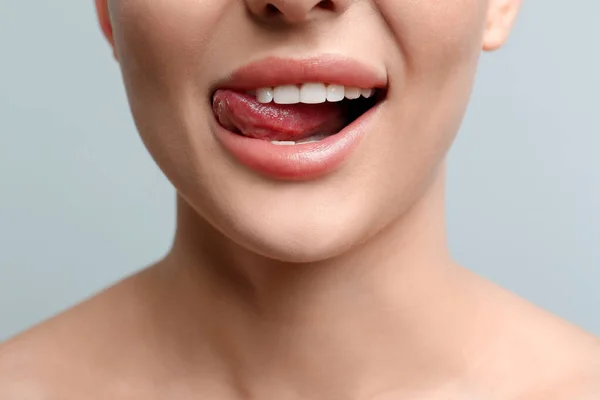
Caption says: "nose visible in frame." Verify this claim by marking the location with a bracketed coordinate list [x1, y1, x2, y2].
[246, 0, 350, 24]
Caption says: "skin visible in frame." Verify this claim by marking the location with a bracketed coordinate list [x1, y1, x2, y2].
[1, 0, 599, 398]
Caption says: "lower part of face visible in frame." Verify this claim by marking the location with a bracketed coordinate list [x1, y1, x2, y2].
[109, 0, 489, 262]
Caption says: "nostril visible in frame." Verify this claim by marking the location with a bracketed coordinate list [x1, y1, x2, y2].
[264, 1, 335, 18]
[317, 0, 335, 11]
[265, 3, 280, 16]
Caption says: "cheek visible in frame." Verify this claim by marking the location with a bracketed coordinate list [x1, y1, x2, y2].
[363, 1, 489, 203]
[108, 0, 228, 178]
[379, 0, 489, 141]
[376, 0, 488, 69]
[110, 0, 224, 90]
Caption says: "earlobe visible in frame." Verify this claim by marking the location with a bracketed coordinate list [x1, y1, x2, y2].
[482, 0, 522, 51]
[95, 0, 118, 60]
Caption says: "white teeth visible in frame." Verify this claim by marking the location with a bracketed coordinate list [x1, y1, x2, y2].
[271, 140, 296, 145]
[257, 87, 274, 103]
[274, 85, 301, 104]
[296, 134, 329, 144]
[326, 84, 345, 102]
[361, 88, 374, 98]
[254, 84, 376, 104]
[300, 83, 327, 104]
[344, 87, 361, 100]
[270, 134, 329, 146]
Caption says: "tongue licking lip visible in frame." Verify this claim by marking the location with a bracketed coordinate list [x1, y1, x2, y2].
[212, 89, 346, 142]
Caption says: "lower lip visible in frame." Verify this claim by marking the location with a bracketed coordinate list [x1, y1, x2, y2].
[212, 102, 382, 181]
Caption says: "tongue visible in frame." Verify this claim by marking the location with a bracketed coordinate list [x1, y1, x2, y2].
[212, 89, 346, 141]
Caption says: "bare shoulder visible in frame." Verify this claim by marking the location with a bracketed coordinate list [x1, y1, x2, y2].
[0, 269, 156, 399]
[0, 337, 52, 399]
[545, 341, 600, 398]
[0, 319, 70, 399]
[0, 307, 115, 398]
[524, 357, 600, 400]
[522, 300, 600, 392]
[474, 282, 600, 398]
[455, 269, 600, 398]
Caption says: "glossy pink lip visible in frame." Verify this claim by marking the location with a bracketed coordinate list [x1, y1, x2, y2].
[212, 55, 388, 92]
[210, 56, 387, 181]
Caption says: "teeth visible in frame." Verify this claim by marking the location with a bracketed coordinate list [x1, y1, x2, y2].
[361, 88, 374, 98]
[344, 87, 361, 100]
[296, 134, 329, 144]
[270, 134, 329, 146]
[274, 85, 301, 104]
[270, 140, 296, 145]
[257, 87, 274, 103]
[326, 84, 345, 102]
[254, 83, 376, 104]
[300, 83, 327, 104]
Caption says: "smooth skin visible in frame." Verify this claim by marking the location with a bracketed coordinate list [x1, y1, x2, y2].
[1, 0, 599, 398]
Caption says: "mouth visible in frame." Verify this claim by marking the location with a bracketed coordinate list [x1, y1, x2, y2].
[210, 56, 388, 180]
[212, 84, 386, 145]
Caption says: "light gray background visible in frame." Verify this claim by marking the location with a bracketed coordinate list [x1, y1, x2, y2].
[0, 1, 598, 341]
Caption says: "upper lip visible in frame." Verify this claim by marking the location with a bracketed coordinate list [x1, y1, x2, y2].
[212, 55, 388, 93]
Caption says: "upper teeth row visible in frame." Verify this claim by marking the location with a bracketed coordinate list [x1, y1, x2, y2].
[252, 84, 375, 105]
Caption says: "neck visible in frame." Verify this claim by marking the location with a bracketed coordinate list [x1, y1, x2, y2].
[156, 165, 475, 398]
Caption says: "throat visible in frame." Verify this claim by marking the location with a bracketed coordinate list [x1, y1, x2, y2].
[161, 249, 467, 399]
[165, 191, 463, 398]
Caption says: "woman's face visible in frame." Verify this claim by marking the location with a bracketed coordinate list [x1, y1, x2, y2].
[99, 0, 518, 262]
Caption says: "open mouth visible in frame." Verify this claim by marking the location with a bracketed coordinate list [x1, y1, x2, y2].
[208, 56, 388, 180]
[212, 83, 386, 145]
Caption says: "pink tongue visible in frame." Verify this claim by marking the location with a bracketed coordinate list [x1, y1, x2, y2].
[212, 89, 346, 141]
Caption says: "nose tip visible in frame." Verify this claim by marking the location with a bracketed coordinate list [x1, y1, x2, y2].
[247, 0, 342, 24]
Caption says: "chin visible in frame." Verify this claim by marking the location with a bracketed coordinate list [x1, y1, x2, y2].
[211, 193, 373, 263]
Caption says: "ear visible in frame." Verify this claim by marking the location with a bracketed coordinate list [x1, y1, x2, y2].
[483, 0, 522, 51]
[95, 0, 118, 60]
